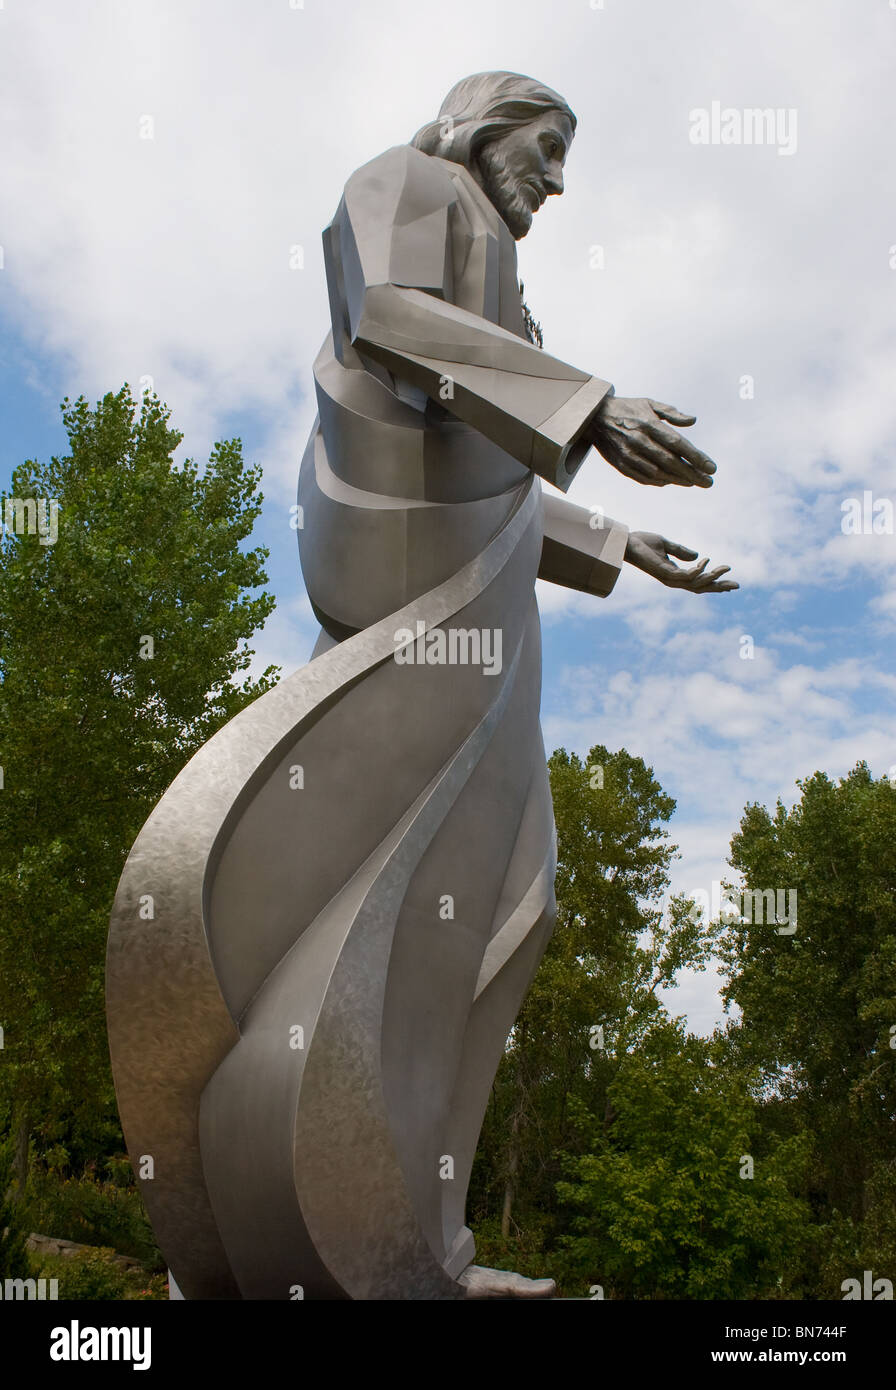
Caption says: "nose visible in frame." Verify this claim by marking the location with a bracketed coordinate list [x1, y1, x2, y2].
[543, 163, 564, 196]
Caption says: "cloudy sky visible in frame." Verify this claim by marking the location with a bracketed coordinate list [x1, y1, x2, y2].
[2, 0, 894, 1032]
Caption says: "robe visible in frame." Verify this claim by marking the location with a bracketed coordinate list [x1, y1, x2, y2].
[105, 143, 628, 1300]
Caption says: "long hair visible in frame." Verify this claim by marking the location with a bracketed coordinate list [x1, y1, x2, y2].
[410, 70, 576, 169]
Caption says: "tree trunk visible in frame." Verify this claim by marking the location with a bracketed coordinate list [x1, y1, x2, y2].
[501, 1026, 528, 1242]
[12, 1109, 30, 1202]
[501, 1109, 521, 1240]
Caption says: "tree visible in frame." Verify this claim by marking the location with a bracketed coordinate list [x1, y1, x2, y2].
[718, 763, 896, 1294]
[469, 746, 719, 1259]
[469, 746, 819, 1298]
[0, 385, 279, 1184]
[471, 753, 893, 1296]
[555, 1021, 812, 1299]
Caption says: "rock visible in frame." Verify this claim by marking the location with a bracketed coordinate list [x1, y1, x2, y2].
[26, 1232, 143, 1271]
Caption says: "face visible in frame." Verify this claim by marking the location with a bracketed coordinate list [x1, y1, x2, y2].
[476, 110, 573, 240]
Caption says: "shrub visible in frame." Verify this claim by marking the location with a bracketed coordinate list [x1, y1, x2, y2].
[33, 1248, 168, 1301]
[23, 1167, 162, 1270]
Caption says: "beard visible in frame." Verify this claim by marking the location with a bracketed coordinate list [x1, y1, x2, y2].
[476, 143, 536, 240]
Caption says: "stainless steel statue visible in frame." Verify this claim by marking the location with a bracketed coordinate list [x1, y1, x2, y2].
[106, 71, 736, 1300]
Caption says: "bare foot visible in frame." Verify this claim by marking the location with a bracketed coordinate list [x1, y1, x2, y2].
[458, 1265, 556, 1299]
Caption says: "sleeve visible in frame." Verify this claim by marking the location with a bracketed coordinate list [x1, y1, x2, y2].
[328, 145, 614, 493]
[538, 489, 628, 598]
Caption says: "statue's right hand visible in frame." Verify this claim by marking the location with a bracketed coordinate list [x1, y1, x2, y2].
[590, 396, 717, 488]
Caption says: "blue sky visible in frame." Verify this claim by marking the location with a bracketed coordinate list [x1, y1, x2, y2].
[2, 0, 894, 1032]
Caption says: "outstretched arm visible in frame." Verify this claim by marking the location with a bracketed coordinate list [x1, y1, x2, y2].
[538, 491, 628, 597]
[330, 145, 720, 495]
[537, 494, 737, 598]
[331, 146, 611, 492]
[624, 531, 738, 593]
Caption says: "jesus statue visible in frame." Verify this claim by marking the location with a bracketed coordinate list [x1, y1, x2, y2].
[106, 69, 737, 1301]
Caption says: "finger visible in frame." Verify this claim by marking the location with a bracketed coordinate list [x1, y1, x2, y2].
[647, 399, 697, 427]
[664, 540, 700, 561]
[692, 565, 733, 591]
[624, 433, 699, 487]
[605, 440, 668, 486]
[694, 579, 740, 594]
[684, 558, 710, 580]
[638, 434, 714, 488]
[643, 421, 717, 480]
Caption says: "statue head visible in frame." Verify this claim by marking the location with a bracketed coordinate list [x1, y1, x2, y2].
[411, 71, 576, 240]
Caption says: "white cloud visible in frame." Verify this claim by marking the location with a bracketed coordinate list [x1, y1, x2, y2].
[543, 636, 894, 1030]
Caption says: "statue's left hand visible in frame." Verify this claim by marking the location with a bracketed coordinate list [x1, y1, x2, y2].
[625, 532, 739, 592]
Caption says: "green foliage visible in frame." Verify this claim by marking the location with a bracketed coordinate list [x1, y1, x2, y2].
[469, 746, 720, 1259]
[554, 1023, 812, 1299]
[33, 1247, 168, 1301]
[0, 384, 279, 1170]
[470, 748, 894, 1299]
[22, 1164, 162, 1269]
[814, 1159, 896, 1296]
[719, 764, 896, 1242]
[0, 1135, 30, 1280]
[462, 1214, 553, 1285]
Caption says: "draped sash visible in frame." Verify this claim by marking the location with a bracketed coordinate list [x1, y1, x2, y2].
[106, 446, 557, 1299]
